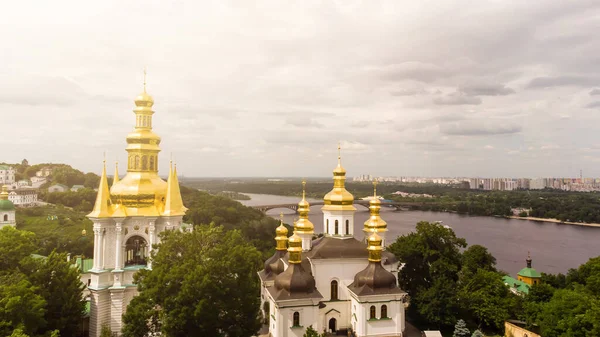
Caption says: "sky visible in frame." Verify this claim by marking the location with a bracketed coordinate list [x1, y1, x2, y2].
[1, 0, 600, 178]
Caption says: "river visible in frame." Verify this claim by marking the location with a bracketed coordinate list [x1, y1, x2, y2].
[240, 193, 600, 276]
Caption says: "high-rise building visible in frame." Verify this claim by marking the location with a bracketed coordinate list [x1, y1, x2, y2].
[86, 82, 188, 336]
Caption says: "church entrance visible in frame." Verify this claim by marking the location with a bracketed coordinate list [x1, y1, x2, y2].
[125, 235, 148, 267]
[329, 318, 336, 333]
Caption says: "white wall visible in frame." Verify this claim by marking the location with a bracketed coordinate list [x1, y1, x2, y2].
[322, 209, 355, 236]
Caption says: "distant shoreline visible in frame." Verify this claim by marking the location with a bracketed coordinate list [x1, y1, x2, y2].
[507, 215, 600, 228]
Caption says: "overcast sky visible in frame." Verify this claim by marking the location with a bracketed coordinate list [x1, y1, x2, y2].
[2, 1, 600, 178]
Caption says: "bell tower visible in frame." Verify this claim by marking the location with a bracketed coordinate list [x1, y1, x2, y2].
[321, 144, 356, 238]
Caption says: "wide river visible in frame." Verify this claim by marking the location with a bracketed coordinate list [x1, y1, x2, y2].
[240, 193, 600, 276]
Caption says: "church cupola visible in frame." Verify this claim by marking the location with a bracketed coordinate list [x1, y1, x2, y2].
[262, 216, 289, 279]
[295, 180, 315, 250]
[363, 181, 388, 247]
[322, 144, 356, 238]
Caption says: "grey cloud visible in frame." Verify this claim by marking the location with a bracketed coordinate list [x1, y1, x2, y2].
[433, 93, 482, 105]
[590, 88, 600, 96]
[527, 76, 599, 89]
[390, 88, 428, 96]
[286, 117, 324, 129]
[585, 101, 600, 109]
[460, 83, 515, 96]
[377, 62, 450, 83]
[440, 121, 522, 136]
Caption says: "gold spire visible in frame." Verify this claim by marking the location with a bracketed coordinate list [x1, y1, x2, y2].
[364, 180, 387, 234]
[163, 162, 188, 216]
[323, 143, 355, 211]
[275, 213, 289, 251]
[88, 160, 112, 218]
[112, 161, 120, 187]
[294, 180, 315, 234]
[367, 232, 383, 262]
[0, 185, 9, 200]
[287, 233, 303, 264]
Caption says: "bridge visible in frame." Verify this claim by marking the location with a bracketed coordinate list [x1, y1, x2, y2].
[251, 200, 425, 213]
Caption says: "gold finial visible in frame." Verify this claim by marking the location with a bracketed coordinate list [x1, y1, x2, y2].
[280, 212, 284, 224]
[302, 179, 306, 199]
[373, 179, 377, 198]
[338, 142, 341, 163]
[143, 67, 147, 93]
[367, 232, 383, 262]
[295, 180, 314, 234]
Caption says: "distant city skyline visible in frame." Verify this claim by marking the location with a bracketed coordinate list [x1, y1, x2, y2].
[2, 1, 600, 177]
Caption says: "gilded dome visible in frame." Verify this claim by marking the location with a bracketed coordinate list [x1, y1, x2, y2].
[295, 181, 315, 233]
[276, 223, 289, 237]
[0, 186, 15, 211]
[134, 91, 154, 107]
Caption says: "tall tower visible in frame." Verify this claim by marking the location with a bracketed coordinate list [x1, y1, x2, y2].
[87, 77, 187, 337]
[321, 144, 356, 238]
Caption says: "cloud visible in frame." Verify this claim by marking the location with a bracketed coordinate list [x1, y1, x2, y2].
[460, 83, 515, 96]
[527, 76, 599, 89]
[390, 88, 428, 96]
[590, 88, 600, 96]
[286, 117, 324, 128]
[433, 93, 482, 105]
[440, 120, 522, 136]
[377, 62, 450, 83]
[585, 101, 600, 109]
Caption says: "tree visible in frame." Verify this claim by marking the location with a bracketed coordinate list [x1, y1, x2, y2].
[100, 325, 114, 337]
[26, 251, 85, 336]
[471, 330, 484, 337]
[0, 273, 47, 336]
[0, 227, 37, 273]
[122, 225, 263, 337]
[458, 269, 510, 330]
[303, 325, 325, 337]
[453, 319, 470, 337]
[461, 245, 497, 275]
[388, 221, 466, 327]
[537, 287, 598, 337]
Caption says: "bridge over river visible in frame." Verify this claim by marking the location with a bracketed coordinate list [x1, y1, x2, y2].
[251, 200, 425, 213]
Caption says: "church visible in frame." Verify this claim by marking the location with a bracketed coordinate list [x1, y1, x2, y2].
[86, 80, 188, 336]
[259, 153, 409, 337]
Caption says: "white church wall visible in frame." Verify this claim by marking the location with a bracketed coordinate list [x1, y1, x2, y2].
[322, 209, 355, 236]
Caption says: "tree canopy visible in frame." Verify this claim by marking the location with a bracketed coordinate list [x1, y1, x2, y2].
[122, 225, 263, 337]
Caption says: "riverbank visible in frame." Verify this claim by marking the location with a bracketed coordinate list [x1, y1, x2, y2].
[507, 215, 600, 228]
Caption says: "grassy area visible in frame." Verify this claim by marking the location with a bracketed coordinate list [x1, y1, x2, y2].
[16, 205, 94, 257]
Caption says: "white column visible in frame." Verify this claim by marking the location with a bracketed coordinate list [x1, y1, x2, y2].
[114, 222, 123, 270]
[98, 229, 105, 270]
[93, 226, 101, 270]
[148, 221, 156, 269]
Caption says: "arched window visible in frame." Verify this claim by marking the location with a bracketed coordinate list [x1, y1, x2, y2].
[149, 156, 155, 171]
[369, 306, 376, 320]
[3, 214, 7, 221]
[326, 219, 329, 233]
[335, 220, 339, 235]
[381, 305, 387, 318]
[345, 220, 349, 235]
[331, 280, 338, 300]
[125, 235, 148, 266]
[293, 312, 300, 327]
[141, 156, 148, 170]
[134, 156, 140, 170]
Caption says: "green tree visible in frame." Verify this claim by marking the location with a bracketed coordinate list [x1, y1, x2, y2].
[537, 287, 598, 337]
[458, 269, 510, 330]
[453, 319, 470, 337]
[461, 245, 497, 275]
[100, 325, 114, 337]
[471, 330, 484, 337]
[122, 225, 263, 337]
[303, 325, 325, 337]
[26, 251, 85, 336]
[0, 227, 37, 273]
[0, 273, 47, 336]
[388, 221, 466, 328]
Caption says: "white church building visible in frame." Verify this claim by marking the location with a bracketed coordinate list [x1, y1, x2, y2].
[86, 82, 188, 336]
[259, 155, 409, 337]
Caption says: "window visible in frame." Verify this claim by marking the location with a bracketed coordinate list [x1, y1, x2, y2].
[3, 214, 7, 221]
[293, 312, 300, 327]
[345, 220, 349, 235]
[326, 219, 329, 233]
[141, 156, 148, 170]
[335, 220, 339, 235]
[381, 305, 387, 318]
[125, 235, 148, 266]
[149, 156, 155, 171]
[331, 280, 338, 300]
[369, 306, 376, 320]
[134, 156, 140, 170]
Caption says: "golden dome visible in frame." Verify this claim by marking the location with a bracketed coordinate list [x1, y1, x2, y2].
[81, 229, 87, 236]
[322, 144, 355, 211]
[295, 180, 315, 233]
[134, 91, 154, 107]
[276, 223, 289, 237]
[364, 181, 387, 232]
